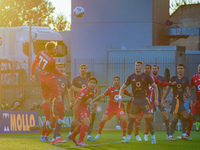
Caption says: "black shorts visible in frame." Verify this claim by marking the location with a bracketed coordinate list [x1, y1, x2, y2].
[130, 95, 151, 115]
[170, 97, 186, 114]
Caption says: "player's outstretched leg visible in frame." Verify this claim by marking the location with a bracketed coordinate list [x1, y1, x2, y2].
[54, 123, 67, 143]
[67, 120, 78, 141]
[143, 123, 149, 141]
[122, 121, 127, 140]
[135, 119, 142, 141]
[145, 118, 156, 144]
[69, 123, 82, 145]
[56, 100, 64, 122]
[95, 120, 105, 139]
[121, 117, 135, 143]
[168, 120, 177, 141]
[87, 113, 96, 141]
[77, 123, 89, 146]
[40, 121, 47, 142]
[181, 117, 192, 141]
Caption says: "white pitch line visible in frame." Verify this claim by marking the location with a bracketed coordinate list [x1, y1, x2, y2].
[46, 141, 132, 150]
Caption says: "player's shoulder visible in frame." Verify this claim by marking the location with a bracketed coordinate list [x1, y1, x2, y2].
[183, 76, 189, 81]
[158, 75, 165, 79]
[128, 73, 136, 77]
[72, 76, 80, 81]
[106, 86, 113, 91]
[171, 76, 177, 80]
[191, 74, 198, 79]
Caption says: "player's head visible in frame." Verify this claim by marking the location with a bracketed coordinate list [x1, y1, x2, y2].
[144, 64, 151, 75]
[56, 62, 65, 73]
[113, 75, 120, 86]
[135, 61, 143, 73]
[152, 65, 159, 76]
[198, 64, 200, 74]
[45, 41, 57, 55]
[79, 64, 88, 76]
[177, 64, 185, 75]
[87, 77, 97, 90]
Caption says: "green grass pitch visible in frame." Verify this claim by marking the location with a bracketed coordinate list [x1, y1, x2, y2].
[0, 130, 199, 150]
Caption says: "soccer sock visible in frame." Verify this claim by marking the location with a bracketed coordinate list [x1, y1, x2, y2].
[45, 129, 53, 136]
[45, 122, 55, 137]
[164, 119, 170, 136]
[41, 121, 47, 136]
[98, 120, 106, 134]
[79, 123, 89, 142]
[87, 124, 93, 136]
[196, 122, 199, 130]
[56, 100, 64, 120]
[71, 123, 82, 137]
[127, 117, 136, 135]
[53, 123, 58, 139]
[88, 112, 96, 136]
[134, 119, 140, 136]
[70, 120, 78, 133]
[144, 123, 149, 134]
[145, 118, 154, 135]
[122, 121, 127, 136]
[181, 118, 188, 134]
[169, 121, 177, 136]
[187, 118, 194, 135]
[43, 102, 51, 120]
[56, 123, 62, 137]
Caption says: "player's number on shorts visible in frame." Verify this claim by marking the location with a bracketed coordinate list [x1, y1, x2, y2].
[145, 105, 150, 110]
[119, 111, 124, 115]
[38, 56, 48, 70]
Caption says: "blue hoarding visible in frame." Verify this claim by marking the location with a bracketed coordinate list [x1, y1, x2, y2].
[0, 110, 39, 134]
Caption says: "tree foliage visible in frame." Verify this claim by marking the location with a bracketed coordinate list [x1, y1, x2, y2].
[170, 0, 200, 15]
[0, 0, 70, 31]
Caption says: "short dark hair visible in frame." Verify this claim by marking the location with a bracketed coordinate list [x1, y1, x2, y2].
[56, 62, 65, 66]
[135, 61, 144, 65]
[80, 64, 88, 69]
[153, 65, 159, 70]
[145, 64, 151, 69]
[45, 41, 57, 51]
[178, 64, 185, 68]
[113, 75, 120, 80]
[87, 77, 98, 84]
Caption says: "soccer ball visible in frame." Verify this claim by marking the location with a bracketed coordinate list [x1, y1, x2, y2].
[73, 6, 85, 18]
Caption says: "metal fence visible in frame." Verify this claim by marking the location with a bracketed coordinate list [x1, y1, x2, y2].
[0, 56, 199, 111]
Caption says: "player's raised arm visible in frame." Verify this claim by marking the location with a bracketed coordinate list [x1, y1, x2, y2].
[151, 82, 159, 106]
[186, 86, 194, 108]
[119, 84, 127, 97]
[162, 85, 171, 105]
[71, 85, 81, 92]
[90, 93, 105, 104]
[73, 99, 81, 122]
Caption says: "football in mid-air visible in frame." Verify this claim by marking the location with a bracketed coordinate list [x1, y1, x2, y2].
[73, 6, 85, 18]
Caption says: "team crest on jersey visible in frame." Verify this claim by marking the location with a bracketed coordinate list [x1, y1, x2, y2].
[141, 78, 144, 81]
[136, 82, 141, 87]
[177, 84, 182, 88]
[82, 84, 86, 89]
[61, 83, 65, 88]
[198, 85, 200, 90]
